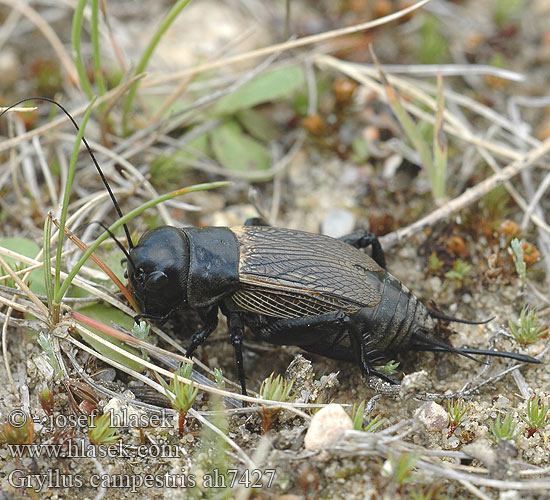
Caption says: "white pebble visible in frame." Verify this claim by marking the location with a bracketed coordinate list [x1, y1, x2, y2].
[428, 276, 442, 294]
[415, 401, 449, 432]
[321, 209, 355, 238]
[304, 403, 353, 451]
[0, 49, 19, 88]
[494, 395, 510, 409]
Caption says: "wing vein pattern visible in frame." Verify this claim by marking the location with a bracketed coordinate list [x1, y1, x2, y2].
[231, 226, 383, 318]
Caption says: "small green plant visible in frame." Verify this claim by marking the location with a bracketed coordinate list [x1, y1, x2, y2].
[429, 251, 444, 272]
[447, 399, 468, 438]
[374, 360, 400, 376]
[520, 395, 550, 438]
[132, 320, 150, 359]
[259, 373, 293, 402]
[258, 373, 294, 433]
[213, 367, 225, 390]
[351, 400, 365, 431]
[351, 136, 370, 163]
[383, 452, 419, 491]
[444, 259, 471, 287]
[37, 332, 63, 380]
[38, 387, 55, 416]
[363, 415, 385, 433]
[0, 262, 27, 289]
[488, 413, 521, 444]
[88, 412, 121, 445]
[132, 320, 150, 341]
[189, 394, 233, 499]
[158, 363, 199, 436]
[418, 15, 449, 64]
[370, 48, 447, 202]
[510, 238, 526, 283]
[0, 413, 35, 445]
[509, 307, 546, 345]
[350, 400, 386, 432]
[395, 452, 418, 484]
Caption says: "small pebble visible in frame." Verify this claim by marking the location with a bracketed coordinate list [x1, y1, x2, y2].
[382, 154, 402, 179]
[321, 209, 355, 238]
[400, 370, 432, 398]
[0, 49, 19, 88]
[96, 368, 116, 382]
[415, 401, 449, 432]
[463, 439, 497, 470]
[499, 491, 520, 500]
[494, 395, 510, 408]
[446, 435, 460, 448]
[304, 403, 353, 451]
[103, 398, 146, 427]
[428, 276, 442, 294]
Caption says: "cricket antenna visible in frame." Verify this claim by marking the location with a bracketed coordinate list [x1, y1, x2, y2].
[0, 97, 134, 250]
[79, 220, 136, 268]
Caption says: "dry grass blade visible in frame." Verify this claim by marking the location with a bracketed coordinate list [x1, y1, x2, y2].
[0, 74, 146, 154]
[0, 0, 78, 85]
[0, 106, 37, 113]
[0, 254, 49, 318]
[50, 215, 136, 308]
[66, 334, 256, 470]
[70, 311, 191, 364]
[144, 0, 432, 87]
[381, 135, 550, 249]
[71, 321, 309, 417]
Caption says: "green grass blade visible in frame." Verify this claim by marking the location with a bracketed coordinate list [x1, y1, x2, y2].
[432, 73, 447, 200]
[43, 214, 53, 309]
[71, 0, 94, 98]
[91, 0, 107, 97]
[369, 46, 436, 199]
[122, 0, 192, 133]
[53, 97, 97, 313]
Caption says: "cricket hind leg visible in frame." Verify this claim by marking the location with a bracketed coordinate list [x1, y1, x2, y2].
[227, 312, 248, 404]
[338, 230, 386, 269]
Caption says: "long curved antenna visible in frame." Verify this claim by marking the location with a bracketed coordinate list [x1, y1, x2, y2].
[0, 97, 134, 249]
[81, 220, 136, 268]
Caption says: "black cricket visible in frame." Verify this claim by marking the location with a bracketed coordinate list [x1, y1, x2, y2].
[127, 222, 541, 396]
[2, 98, 541, 398]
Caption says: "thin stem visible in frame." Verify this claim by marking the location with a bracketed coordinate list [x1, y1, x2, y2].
[122, 0, 192, 133]
[71, 0, 94, 98]
[91, 0, 107, 97]
[53, 98, 96, 318]
[43, 214, 53, 309]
